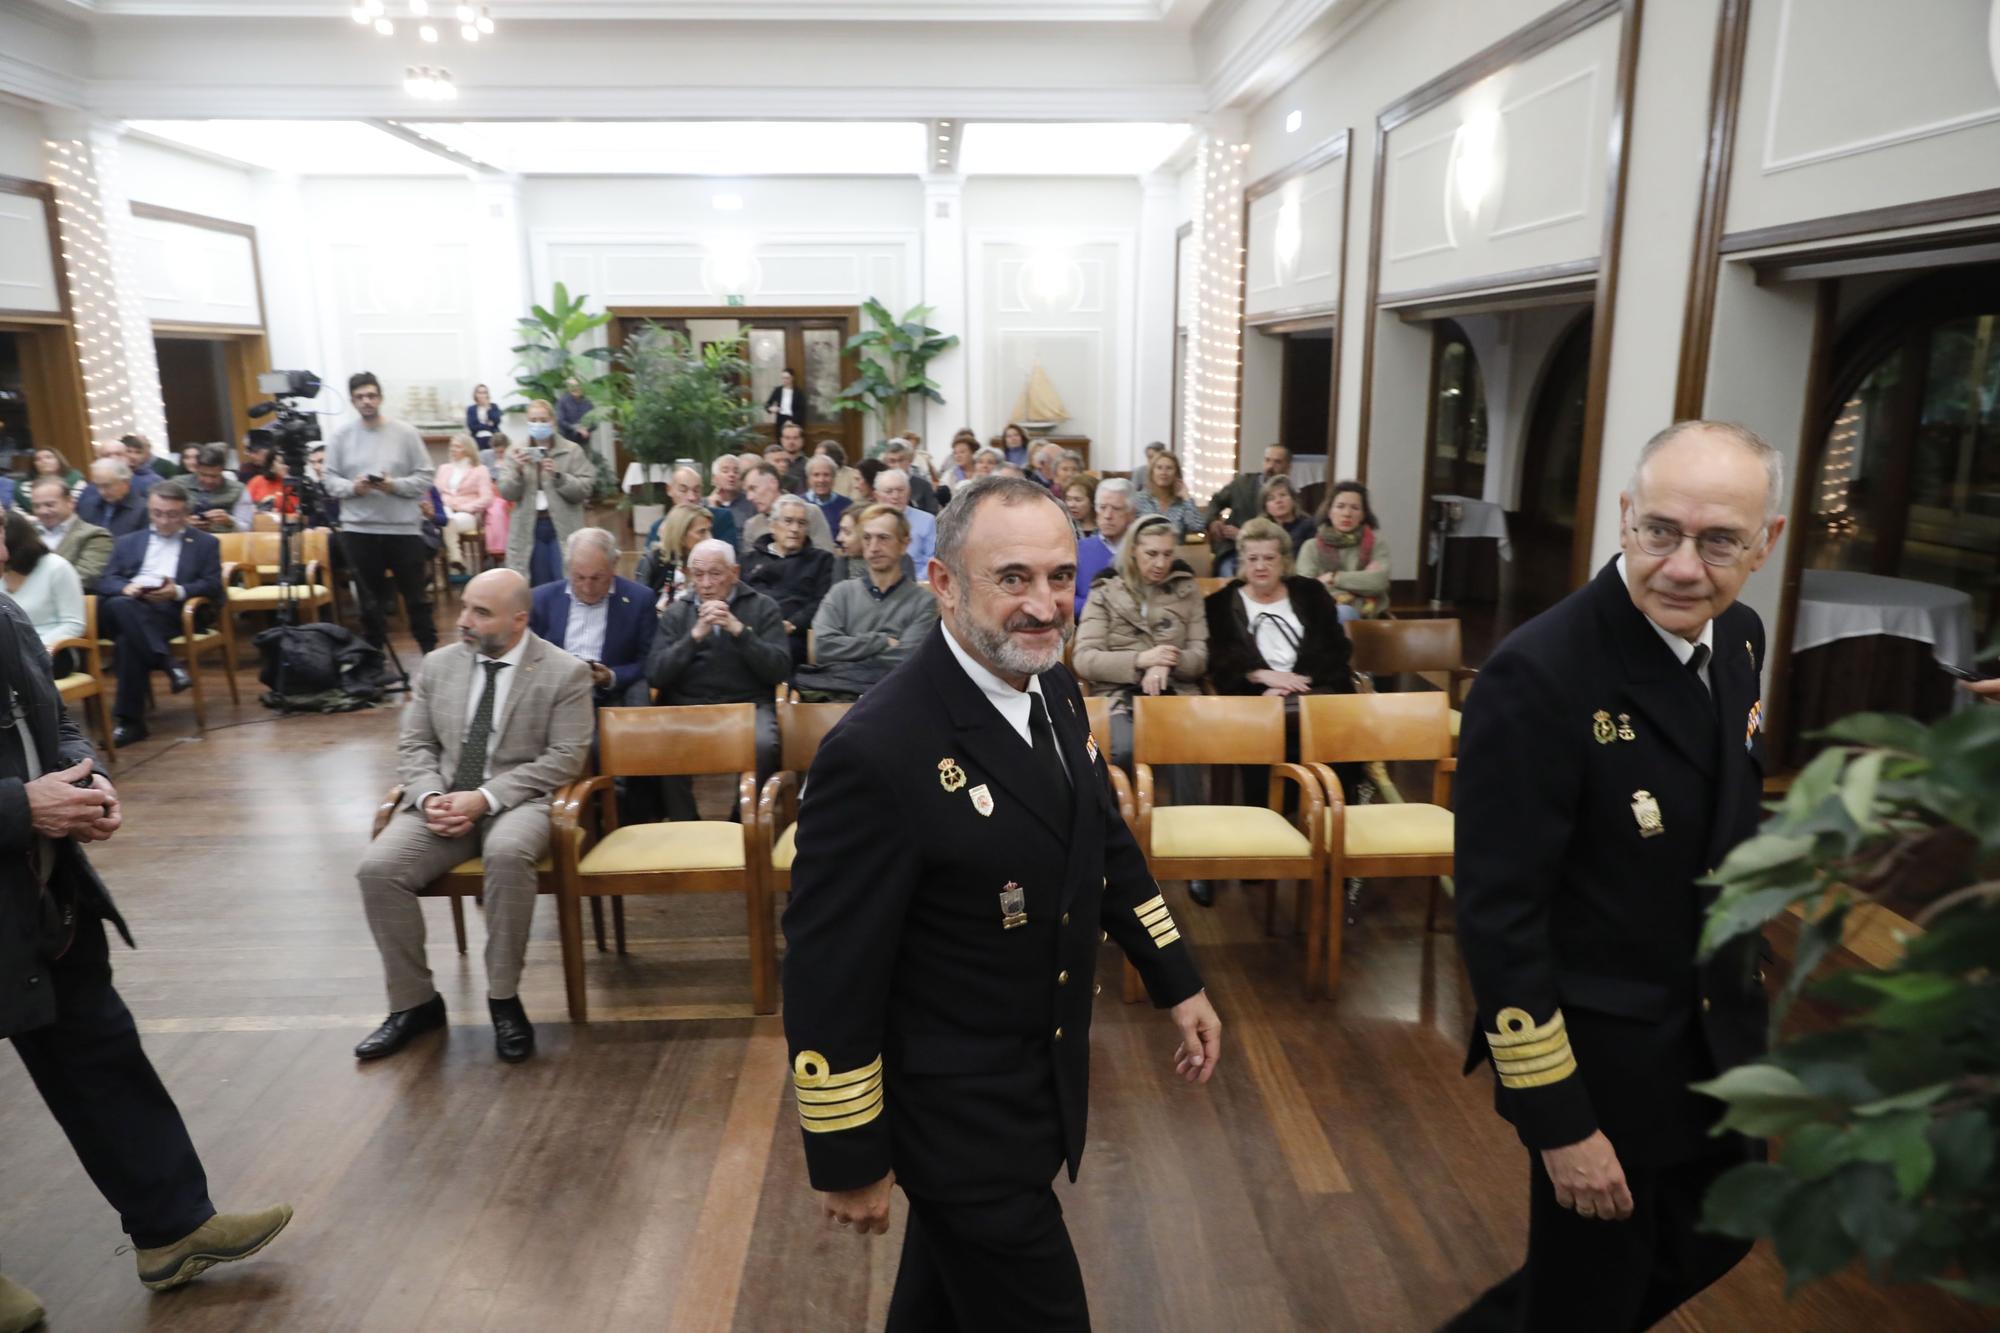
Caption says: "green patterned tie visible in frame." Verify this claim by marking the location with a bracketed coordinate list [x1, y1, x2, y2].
[452, 660, 508, 792]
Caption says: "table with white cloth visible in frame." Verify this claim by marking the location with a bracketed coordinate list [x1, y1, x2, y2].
[1784, 569, 1977, 763]
[1425, 494, 1512, 604]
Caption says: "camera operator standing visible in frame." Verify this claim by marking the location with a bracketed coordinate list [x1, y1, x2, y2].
[321, 371, 437, 656]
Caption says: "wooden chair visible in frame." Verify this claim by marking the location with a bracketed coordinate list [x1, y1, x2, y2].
[755, 700, 852, 903]
[369, 783, 596, 1013]
[1175, 542, 1213, 578]
[52, 595, 115, 763]
[553, 704, 772, 1019]
[1081, 696, 1153, 1005]
[455, 523, 486, 576]
[220, 531, 334, 647]
[1297, 693, 1456, 998]
[1131, 695, 1324, 990]
[167, 588, 239, 730]
[1196, 576, 1232, 598]
[1344, 617, 1477, 744]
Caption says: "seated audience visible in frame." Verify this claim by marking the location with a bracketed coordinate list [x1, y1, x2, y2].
[30, 477, 112, 586]
[833, 507, 866, 581]
[740, 462, 835, 554]
[998, 421, 1032, 467]
[708, 454, 758, 531]
[435, 433, 495, 542]
[814, 439, 864, 500]
[1259, 475, 1318, 551]
[530, 527, 656, 705]
[853, 457, 884, 505]
[1204, 443, 1293, 577]
[2, 510, 84, 655]
[802, 455, 851, 533]
[121, 434, 166, 494]
[879, 439, 939, 513]
[1064, 475, 1098, 537]
[498, 398, 596, 584]
[1029, 443, 1063, 491]
[96, 483, 223, 744]
[480, 435, 508, 479]
[177, 442, 202, 476]
[245, 450, 299, 519]
[794, 504, 936, 701]
[774, 421, 811, 494]
[742, 494, 835, 665]
[1133, 450, 1205, 538]
[944, 432, 979, 484]
[28, 447, 82, 495]
[1054, 449, 1084, 493]
[646, 538, 792, 819]
[869, 468, 935, 571]
[1205, 516, 1354, 698]
[635, 502, 713, 605]
[77, 459, 147, 537]
[183, 444, 254, 534]
[971, 446, 1003, 478]
[1076, 477, 1135, 616]
[353, 568, 593, 1065]
[645, 463, 737, 550]
[1294, 480, 1392, 621]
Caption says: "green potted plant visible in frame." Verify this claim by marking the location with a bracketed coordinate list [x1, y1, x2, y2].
[1695, 708, 2000, 1309]
[511, 282, 622, 505]
[832, 299, 960, 443]
[601, 324, 759, 538]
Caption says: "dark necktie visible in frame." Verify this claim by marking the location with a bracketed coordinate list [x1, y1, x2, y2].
[1686, 642, 1713, 709]
[452, 659, 508, 792]
[1029, 691, 1073, 808]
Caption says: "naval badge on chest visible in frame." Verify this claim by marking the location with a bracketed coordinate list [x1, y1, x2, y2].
[1631, 789, 1665, 838]
[999, 881, 1028, 929]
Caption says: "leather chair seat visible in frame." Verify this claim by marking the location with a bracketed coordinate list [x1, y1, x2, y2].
[578, 822, 747, 875]
[1149, 805, 1311, 859]
[1334, 803, 1454, 856]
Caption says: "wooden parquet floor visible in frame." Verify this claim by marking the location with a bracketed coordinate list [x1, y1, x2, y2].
[0, 650, 1984, 1331]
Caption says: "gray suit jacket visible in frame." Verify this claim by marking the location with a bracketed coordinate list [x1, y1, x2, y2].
[397, 630, 595, 814]
[52, 520, 113, 587]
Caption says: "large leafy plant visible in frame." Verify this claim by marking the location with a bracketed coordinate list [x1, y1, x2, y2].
[832, 299, 960, 442]
[598, 324, 759, 507]
[511, 282, 617, 410]
[1695, 708, 2000, 1306]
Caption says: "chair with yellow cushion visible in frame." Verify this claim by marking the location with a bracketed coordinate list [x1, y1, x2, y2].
[222, 531, 334, 646]
[1132, 694, 1325, 989]
[756, 700, 852, 904]
[52, 595, 115, 763]
[368, 781, 595, 1009]
[1344, 617, 1477, 745]
[1297, 692, 1456, 998]
[166, 588, 238, 730]
[1082, 696, 1153, 1005]
[553, 704, 771, 1019]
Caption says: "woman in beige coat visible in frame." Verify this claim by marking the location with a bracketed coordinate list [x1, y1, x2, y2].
[1073, 513, 1209, 807]
[499, 397, 598, 583]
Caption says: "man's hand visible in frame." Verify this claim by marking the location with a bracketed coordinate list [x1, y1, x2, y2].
[589, 662, 614, 689]
[204, 508, 231, 526]
[422, 791, 486, 838]
[821, 1171, 895, 1235]
[691, 599, 727, 641]
[27, 760, 110, 839]
[540, 458, 559, 477]
[142, 579, 178, 602]
[351, 476, 375, 495]
[1541, 1131, 1632, 1221]
[718, 606, 745, 637]
[1169, 989, 1222, 1084]
[1217, 521, 1240, 542]
[73, 773, 123, 843]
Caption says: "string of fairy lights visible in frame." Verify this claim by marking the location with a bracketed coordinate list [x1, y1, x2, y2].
[1818, 395, 1862, 518]
[45, 133, 165, 450]
[1180, 137, 1251, 503]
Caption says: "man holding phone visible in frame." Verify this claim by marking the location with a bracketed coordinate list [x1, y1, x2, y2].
[95, 483, 224, 745]
[321, 371, 437, 657]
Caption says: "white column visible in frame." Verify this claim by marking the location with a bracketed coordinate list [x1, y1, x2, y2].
[1129, 170, 1181, 469]
[1180, 134, 1252, 504]
[252, 171, 325, 380]
[468, 173, 531, 411]
[42, 114, 165, 451]
[920, 172, 967, 444]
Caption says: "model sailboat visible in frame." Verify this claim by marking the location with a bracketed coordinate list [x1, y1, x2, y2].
[1009, 360, 1069, 433]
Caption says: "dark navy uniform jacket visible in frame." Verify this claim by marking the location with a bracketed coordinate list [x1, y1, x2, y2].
[782, 624, 1204, 1200]
[1455, 558, 1769, 1165]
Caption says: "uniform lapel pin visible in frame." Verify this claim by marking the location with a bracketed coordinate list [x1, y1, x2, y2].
[998, 881, 1027, 929]
[1631, 790, 1665, 838]
[939, 758, 967, 793]
[970, 783, 994, 817]
[1592, 710, 1615, 745]
[1616, 713, 1636, 742]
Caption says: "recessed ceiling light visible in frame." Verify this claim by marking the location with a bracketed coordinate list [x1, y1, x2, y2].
[460, 23, 478, 39]
[374, 16, 394, 34]
[419, 23, 437, 41]
[1285, 110, 1302, 133]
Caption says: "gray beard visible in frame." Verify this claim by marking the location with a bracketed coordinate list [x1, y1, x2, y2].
[956, 608, 1071, 678]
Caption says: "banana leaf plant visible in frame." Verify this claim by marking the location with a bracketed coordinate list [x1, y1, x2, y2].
[832, 298, 960, 444]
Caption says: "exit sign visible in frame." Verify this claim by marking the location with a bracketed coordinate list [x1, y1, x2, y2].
[726, 294, 745, 307]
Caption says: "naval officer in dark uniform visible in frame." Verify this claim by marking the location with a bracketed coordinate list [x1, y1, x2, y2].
[1447, 421, 1785, 1331]
[781, 474, 1224, 1332]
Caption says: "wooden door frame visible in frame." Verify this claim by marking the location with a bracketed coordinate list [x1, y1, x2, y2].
[0, 173, 87, 467]
[1413, 318, 1486, 593]
[152, 326, 272, 447]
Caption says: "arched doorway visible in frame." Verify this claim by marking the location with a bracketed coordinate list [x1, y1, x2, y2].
[1426, 319, 1488, 499]
[1509, 311, 1592, 618]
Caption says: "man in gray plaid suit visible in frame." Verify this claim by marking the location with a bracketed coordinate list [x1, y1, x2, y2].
[354, 568, 594, 1064]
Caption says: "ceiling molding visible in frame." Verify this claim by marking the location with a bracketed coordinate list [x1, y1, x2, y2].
[85, 80, 1210, 122]
[48, 0, 1175, 17]
[1200, 0, 1391, 109]
[0, 48, 86, 109]
[369, 118, 500, 173]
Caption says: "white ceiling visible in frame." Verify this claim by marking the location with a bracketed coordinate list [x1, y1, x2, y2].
[958, 122, 1193, 176]
[126, 118, 460, 173]
[32, 0, 1215, 22]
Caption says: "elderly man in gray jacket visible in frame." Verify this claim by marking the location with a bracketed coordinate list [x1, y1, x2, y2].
[647, 537, 792, 819]
[794, 503, 938, 701]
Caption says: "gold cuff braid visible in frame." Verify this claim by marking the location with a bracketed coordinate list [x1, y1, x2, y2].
[1486, 1007, 1579, 1090]
[794, 1051, 885, 1133]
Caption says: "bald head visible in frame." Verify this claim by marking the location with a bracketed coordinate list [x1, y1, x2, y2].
[458, 568, 532, 656]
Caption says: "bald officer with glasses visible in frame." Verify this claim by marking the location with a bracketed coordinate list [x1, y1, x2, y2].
[1446, 421, 1784, 1332]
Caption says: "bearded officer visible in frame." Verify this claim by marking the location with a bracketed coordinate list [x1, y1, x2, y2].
[1447, 421, 1784, 1331]
[781, 474, 1224, 1332]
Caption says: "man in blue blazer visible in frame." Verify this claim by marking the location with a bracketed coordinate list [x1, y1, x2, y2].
[529, 527, 656, 705]
[94, 482, 224, 744]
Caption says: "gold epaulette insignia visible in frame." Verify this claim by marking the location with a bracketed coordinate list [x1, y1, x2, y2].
[1485, 1007, 1578, 1090]
[793, 1051, 885, 1133]
[1135, 893, 1180, 948]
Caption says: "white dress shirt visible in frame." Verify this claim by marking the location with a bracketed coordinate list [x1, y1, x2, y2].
[420, 632, 531, 816]
[1617, 554, 1714, 693]
[138, 528, 189, 600]
[941, 622, 1070, 781]
[564, 589, 610, 665]
[38, 517, 74, 546]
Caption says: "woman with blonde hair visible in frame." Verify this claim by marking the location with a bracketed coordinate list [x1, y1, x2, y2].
[635, 501, 713, 604]
[498, 397, 597, 583]
[1132, 449, 1205, 538]
[435, 432, 495, 547]
[1258, 475, 1317, 551]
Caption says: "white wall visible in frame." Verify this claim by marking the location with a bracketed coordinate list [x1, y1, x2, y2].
[120, 136, 260, 224]
[129, 213, 260, 328]
[0, 102, 46, 181]
[1245, 150, 1345, 319]
[1457, 302, 1590, 509]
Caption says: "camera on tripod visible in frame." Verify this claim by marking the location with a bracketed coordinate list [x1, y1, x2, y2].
[247, 369, 332, 528]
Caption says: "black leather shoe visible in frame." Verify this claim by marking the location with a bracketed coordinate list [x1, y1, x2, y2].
[166, 665, 193, 694]
[490, 996, 535, 1063]
[353, 993, 446, 1060]
[1187, 880, 1215, 908]
[112, 721, 148, 746]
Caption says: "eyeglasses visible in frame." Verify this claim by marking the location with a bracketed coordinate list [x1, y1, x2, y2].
[1630, 519, 1760, 567]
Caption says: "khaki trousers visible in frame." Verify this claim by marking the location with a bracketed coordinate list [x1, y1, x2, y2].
[357, 801, 550, 1011]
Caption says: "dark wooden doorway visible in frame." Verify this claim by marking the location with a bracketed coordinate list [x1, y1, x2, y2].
[156, 337, 230, 447]
[1280, 328, 1334, 461]
[607, 307, 862, 462]
[1508, 311, 1594, 620]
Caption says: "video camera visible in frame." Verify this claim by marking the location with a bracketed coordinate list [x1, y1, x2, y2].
[246, 369, 324, 472]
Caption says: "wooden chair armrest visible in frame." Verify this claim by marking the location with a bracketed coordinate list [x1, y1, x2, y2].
[372, 783, 407, 839]
[1106, 766, 1136, 831]
[46, 636, 90, 658]
[1433, 757, 1457, 809]
[222, 561, 248, 588]
[1449, 666, 1478, 704]
[1303, 760, 1346, 816]
[1133, 762, 1156, 850]
[555, 773, 618, 836]
[1270, 762, 1326, 852]
[757, 770, 799, 843]
[737, 771, 758, 828]
[181, 596, 210, 637]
